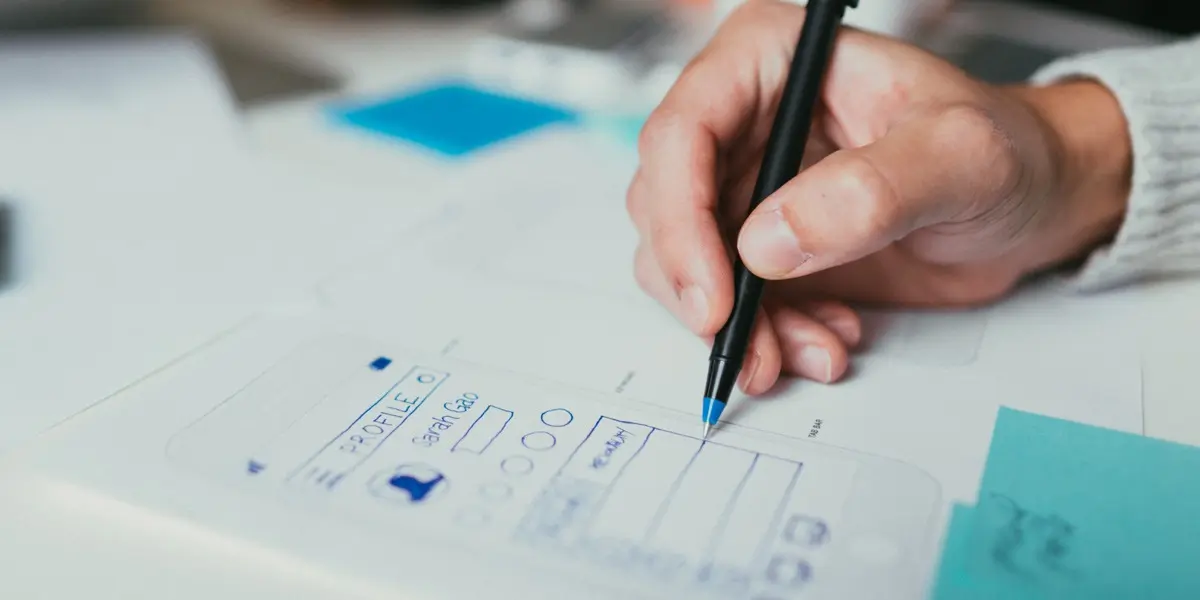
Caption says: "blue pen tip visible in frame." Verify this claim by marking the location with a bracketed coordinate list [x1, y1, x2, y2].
[702, 396, 726, 426]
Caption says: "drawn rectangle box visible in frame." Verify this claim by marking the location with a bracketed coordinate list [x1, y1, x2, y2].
[516, 476, 609, 547]
[645, 440, 758, 566]
[708, 455, 802, 573]
[289, 366, 448, 489]
[586, 428, 700, 543]
[452, 405, 513, 454]
[753, 457, 858, 591]
[557, 417, 652, 487]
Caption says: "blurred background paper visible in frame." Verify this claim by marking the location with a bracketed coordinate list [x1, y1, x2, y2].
[0, 32, 441, 454]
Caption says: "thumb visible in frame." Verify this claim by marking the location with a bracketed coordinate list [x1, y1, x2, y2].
[736, 106, 1011, 279]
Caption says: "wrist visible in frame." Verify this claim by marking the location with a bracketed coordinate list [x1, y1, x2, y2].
[1009, 80, 1133, 275]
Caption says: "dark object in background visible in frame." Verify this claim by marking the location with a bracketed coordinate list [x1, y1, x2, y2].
[954, 35, 1065, 84]
[1031, 0, 1199, 35]
[0, 0, 142, 31]
[0, 202, 12, 291]
[206, 36, 343, 107]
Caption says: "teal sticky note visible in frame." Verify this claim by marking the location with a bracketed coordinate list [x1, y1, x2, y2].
[929, 504, 979, 600]
[963, 407, 1200, 599]
[930, 504, 1033, 600]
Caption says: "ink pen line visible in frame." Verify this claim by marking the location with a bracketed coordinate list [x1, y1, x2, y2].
[642, 439, 707, 544]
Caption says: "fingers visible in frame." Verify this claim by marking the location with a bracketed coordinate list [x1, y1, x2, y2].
[634, 242, 709, 331]
[768, 302, 856, 384]
[738, 312, 783, 395]
[626, 2, 809, 336]
[735, 298, 860, 395]
[736, 105, 1017, 279]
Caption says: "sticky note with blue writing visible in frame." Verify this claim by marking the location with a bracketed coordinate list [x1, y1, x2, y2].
[957, 407, 1200, 599]
[930, 503, 1071, 600]
[328, 80, 577, 158]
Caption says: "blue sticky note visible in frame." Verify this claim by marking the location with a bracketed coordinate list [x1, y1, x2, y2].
[960, 407, 1200, 599]
[329, 80, 577, 157]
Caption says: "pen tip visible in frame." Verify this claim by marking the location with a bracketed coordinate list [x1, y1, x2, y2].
[702, 422, 711, 440]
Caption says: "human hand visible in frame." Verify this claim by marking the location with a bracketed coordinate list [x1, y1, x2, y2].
[626, 0, 1131, 394]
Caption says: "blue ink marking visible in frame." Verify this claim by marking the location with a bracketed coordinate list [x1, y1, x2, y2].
[513, 416, 809, 593]
[389, 471, 446, 503]
[753, 461, 805, 571]
[247, 460, 266, 475]
[288, 366, 448, 486]
[783, 514, 830, 547]
[369, 356, 392, 371]
[521, 431, 557, 451]
[642, 438, 707, 543]
[328, 80, 578, 158]
[765, 555, 813, 587]
[540, 408, 574, 428]
[479, 481, 514, 501]
[513, 417, 650, 543]
[501, 455, 535, 476]
[452, 405, 513, 454]
[704, 454, 760, 559]
[698, 564, 752, 592]
[702, 396, 725, 425]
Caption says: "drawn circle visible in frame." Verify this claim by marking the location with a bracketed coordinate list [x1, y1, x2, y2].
[455, 508, 490, 528]
[479, 481, 513, 501]
[539, 408, 574, 428]
[765, 555, 812, 587]
[368, 463, 449, 506]
[848, 536, 900, 565]
[521, 431, 556, 451]
[501, 455, 534, 476]
[416, 373, 436, 384]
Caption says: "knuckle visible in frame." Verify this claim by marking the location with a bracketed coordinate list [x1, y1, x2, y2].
[937, 104, 1021, 183]
[837, 154, 902, 238]
[935, 104, 1001, 141]
[625, 170, 645, 221]
[632, 245, 656, 293]
[636, 108, 690, 163]
[635, 113, 667, 161]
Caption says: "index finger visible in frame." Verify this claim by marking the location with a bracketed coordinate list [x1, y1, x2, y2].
[629, 1, 808, 335]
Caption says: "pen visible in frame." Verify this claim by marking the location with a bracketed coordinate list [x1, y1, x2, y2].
[701, 0, 857, 439]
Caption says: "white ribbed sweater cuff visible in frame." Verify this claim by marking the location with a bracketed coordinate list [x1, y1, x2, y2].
[1030, 37, 1200, 292]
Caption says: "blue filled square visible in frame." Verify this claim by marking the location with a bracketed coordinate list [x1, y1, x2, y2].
[369, 356, 392, 371]
[329, 81, 577, 157]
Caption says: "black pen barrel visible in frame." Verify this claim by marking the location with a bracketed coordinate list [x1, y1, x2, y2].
[706, 0, 851, 398]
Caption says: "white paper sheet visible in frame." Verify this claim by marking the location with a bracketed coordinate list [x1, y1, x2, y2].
[0, 31, 245, 149]
[0, 255, 1145, 599]
[0, 307, 944, 600]
[308, 139, 1149, 595]
[0, 32, 440, 453]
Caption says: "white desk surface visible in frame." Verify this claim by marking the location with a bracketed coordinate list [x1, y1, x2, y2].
[20, 0, 1200, 448]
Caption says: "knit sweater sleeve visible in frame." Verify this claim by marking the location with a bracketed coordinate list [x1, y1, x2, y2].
[1029, 36, 1200, 292]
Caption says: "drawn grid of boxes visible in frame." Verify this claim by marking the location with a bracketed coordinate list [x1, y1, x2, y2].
[514, 416, 854, 597]
[277, 363, 853, 598]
